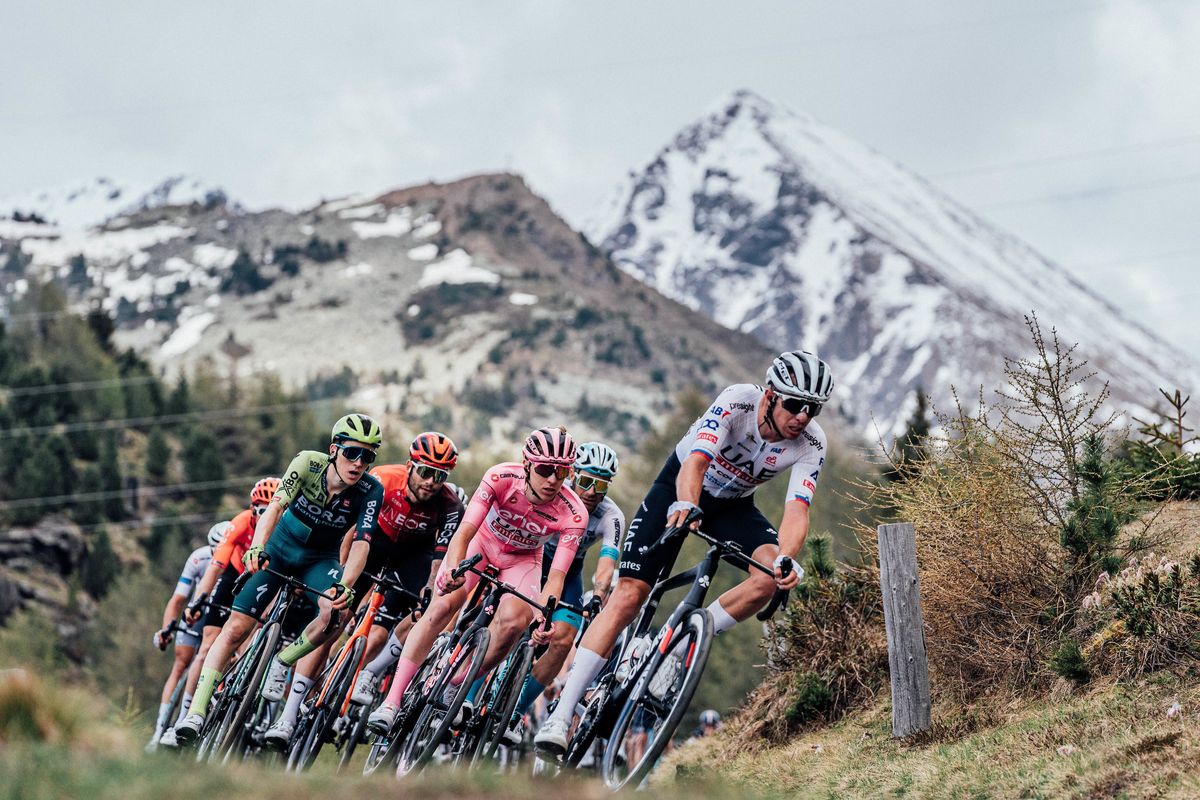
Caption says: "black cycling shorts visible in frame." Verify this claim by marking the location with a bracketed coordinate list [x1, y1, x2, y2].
[201, 563, 240, 630]
[618, 453, 778, 586]
[350, 549, 432, 632]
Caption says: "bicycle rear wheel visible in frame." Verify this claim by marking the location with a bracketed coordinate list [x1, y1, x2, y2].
[396, 626, 490, 776]
[601, 609, 713, 790]
[289, 636, 365, 772]
[362, 637, 445, 776]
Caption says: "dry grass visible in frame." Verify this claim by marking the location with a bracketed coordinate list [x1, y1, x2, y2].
[663, 673, 1200, 799]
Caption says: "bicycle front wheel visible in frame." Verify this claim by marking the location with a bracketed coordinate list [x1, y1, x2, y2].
[396, 626, 490, 777]
[473, 641, 534, 766]
[600, 609, 713, 790]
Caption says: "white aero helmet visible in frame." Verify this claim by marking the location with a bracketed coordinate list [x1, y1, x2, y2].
[207, 520, 233, 548]
[765, 350, 834, 404]
[447, 481, 470, 507]
[574, 441, 619, 477]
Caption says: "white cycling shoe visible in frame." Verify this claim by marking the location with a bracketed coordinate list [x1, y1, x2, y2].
[263, 718, 295, 750]
[173, 713, 205, 745]
[367, 704, 399, 735]
[350, 671, 379, 706]
[158, 727, 180, 748]
[261, 658, 291, 703]
[534, 716, 570, 758]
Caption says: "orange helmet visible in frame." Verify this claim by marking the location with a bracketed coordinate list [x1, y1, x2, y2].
[250, 477, 280, 507]
[410, 432, 458, 470]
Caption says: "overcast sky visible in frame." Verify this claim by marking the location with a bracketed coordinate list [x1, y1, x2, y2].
[3, 1, 1198, 365]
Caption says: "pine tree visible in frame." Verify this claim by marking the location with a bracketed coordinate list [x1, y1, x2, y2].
[81, 527, 119, 599]
[183, 428, 226, 511]
[145, 428, 171, 482]
[99, 433, 125, 520]
[884, 388, 931, 483]
[72, 466, 104, 525]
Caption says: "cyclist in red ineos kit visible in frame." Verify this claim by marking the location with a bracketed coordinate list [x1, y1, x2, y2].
[535, 351, 834, 756]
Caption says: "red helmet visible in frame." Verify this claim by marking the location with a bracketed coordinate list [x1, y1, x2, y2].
[410, 432, 458, 470]
[522, 427, 576, 467]
[250, 477, 280, 507]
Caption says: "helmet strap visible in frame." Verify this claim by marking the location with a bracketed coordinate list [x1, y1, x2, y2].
[763, 393, 785, 440]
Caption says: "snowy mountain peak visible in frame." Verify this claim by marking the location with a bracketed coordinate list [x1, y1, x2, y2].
[1, 175, 236, 231]
[592, 90, 1197, 437]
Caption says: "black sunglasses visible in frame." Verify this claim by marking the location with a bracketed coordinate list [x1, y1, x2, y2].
[780, 396, 822, 417]
[335, 444, 378, 464]
[412, 463, 449, 484]
[531, 463, 571, 480]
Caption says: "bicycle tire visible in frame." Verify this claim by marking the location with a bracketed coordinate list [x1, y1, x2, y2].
[396, 626, 490, 776]
[601, 609, 713, 790]
[215, 622, 281, 761]
[564, 674, 616, 769]
[196, 638, 262, 761]
[473, 641, 534, 766]
[289, 636, 365, 772]
[337, 701, 370, 772]
[361, 639, 445, 776]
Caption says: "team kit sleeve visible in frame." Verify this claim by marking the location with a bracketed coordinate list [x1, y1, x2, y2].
[353, 478, 385, 543]
[461, 469, 499, 530]
[435, 497, 464, 556]
[686, 387, 742, 461]
[785, 428, 828, 506]
[275, 451, 314, 505]
[598, 504, 625, 562]
[174, 549, 205, 598]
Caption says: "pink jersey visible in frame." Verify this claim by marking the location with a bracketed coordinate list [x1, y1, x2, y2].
[463, 462, 587, 574]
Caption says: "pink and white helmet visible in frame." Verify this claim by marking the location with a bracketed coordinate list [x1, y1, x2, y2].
[522, 427, 577, 466]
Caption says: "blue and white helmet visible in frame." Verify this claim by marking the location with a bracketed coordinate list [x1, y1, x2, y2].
[207, 520, 233, 548]
[574, 441, 619, 477]
[766, 351, 834, 403]
[699, 709, 721, 726]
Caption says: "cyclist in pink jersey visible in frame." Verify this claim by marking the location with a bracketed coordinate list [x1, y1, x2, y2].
[368, 427, 586, 734]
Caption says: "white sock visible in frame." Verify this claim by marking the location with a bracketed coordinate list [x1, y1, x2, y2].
[549, 648, 606, 726]
[155, 702, 171, 732]
[180, 692, 193, 717]
[280, 675, 312, 726]
[707, 599, 739, 635]
[364, 631, 404, 677]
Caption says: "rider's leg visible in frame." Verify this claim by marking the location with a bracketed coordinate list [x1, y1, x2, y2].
[179, 625, 221, 715]
[377, 586, 465, 708]
[543, 576, 651, 728]
[153, 641, 195, 736]
[186, 611, 257, 719]
[706, 542, 780, 630]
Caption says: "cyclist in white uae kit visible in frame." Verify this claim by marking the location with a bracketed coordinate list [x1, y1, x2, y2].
[535, 351, 832, 757]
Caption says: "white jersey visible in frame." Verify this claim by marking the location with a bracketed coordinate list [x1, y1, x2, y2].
[544, 496, 625, 567]
[173, 545, 213, 601]
[674, 384, 827, 503]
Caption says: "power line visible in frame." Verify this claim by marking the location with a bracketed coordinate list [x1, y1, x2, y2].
[0, 397, 338, 440]
[978, 173, 1200, 211]
[0, 474, 264, 512]
[2, 374, 161, 399]
[929, 133, 1200, 181]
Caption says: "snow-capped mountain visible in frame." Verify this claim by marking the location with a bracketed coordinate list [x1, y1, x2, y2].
[0, 175, 235, 231]
[0, 172, 772, 452]
[591, 89, 1197, 437]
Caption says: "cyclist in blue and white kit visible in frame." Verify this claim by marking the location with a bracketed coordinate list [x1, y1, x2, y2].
[146, 522, 230, 750]
[504, 442, 624, 743]
[536, 351, 832, 757]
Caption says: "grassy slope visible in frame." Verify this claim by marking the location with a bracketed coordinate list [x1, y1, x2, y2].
[666, 676, 1200, 799]
[662, 500, 1200, 799]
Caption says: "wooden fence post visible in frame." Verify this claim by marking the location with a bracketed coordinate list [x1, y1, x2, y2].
[878, 522, 931, 737]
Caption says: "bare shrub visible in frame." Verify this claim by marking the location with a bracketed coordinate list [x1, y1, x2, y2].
[734, 537, 888, 743]
[867, 315, 1156, 698]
